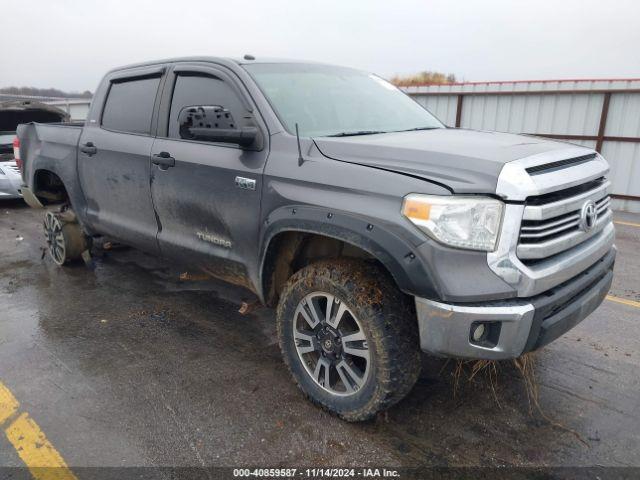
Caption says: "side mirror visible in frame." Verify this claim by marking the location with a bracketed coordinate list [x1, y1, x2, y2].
[178, 105, 258, 147]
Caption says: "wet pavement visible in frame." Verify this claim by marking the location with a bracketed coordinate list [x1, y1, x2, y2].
[0, 200, 639, 469]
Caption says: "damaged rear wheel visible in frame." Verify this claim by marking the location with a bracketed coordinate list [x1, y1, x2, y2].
[43, 210, 88, 266]
[277, 259, 421, 421]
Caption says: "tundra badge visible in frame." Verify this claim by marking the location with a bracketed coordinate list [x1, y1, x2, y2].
[235, 176, 256, 190]
[196, 231, 232, 249]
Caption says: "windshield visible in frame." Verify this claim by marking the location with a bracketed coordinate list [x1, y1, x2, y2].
[243, 63, 444, 137]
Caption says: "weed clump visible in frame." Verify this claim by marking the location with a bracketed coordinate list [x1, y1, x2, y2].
[448, 354, 588, 447]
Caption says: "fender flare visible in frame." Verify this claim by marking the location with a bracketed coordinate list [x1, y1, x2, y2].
[258, 205, 440, 302]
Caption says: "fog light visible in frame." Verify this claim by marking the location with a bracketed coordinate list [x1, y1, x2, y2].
[471, 323, 486, 342]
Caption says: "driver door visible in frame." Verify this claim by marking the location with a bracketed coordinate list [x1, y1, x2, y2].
[150, 64, 268, 289]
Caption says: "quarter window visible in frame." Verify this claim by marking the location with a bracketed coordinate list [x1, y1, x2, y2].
[102, 76, 160, 135]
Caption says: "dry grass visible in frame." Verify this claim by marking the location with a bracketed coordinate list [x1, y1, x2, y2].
[390, 71, 457, 87]
[448, 354, 588, 447]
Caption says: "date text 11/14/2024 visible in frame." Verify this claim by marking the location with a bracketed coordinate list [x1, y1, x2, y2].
[232, 468, 400, 478]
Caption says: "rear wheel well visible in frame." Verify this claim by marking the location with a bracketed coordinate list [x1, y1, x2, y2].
[262, 231, 396, 307]
[33, 170, 69, 205]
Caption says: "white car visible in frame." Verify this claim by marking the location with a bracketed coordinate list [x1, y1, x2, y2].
[0, 132, 22, 198]
[0, 159, 22, 199]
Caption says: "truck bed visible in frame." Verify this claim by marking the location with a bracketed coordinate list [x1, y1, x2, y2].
[17, 122, 84, 205]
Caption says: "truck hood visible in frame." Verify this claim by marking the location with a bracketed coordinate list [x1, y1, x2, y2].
[0, 100, 69, 135]
[1, 100, 70, 159]
[313, 128, 589, 193]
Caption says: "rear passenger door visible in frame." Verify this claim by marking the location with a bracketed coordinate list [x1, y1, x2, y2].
[78, 68, 164, 254]
[150, 64, 268, 289]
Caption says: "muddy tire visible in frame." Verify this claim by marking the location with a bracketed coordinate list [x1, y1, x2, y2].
[43, 210, 88, 266]
[277, 259, 421, 421]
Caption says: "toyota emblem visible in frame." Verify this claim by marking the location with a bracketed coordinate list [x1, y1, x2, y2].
[580, 200, 598, 232]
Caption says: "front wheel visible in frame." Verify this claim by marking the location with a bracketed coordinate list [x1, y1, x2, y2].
[277, 259, 421, 421]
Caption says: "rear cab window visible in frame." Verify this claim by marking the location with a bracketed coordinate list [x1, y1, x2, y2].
[102, 76, 161, 135]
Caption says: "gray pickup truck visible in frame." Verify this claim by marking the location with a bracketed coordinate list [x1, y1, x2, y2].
[17, 57, 615, 420]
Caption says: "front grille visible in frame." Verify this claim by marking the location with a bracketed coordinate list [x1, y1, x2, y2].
[517, 180, 612, 263]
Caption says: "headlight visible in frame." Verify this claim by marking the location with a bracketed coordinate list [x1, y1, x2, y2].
[402, 194, 503, 252]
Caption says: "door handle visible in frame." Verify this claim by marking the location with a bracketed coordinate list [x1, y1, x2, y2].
[152, 152, 175, 170]
[80, 142, 97, 156]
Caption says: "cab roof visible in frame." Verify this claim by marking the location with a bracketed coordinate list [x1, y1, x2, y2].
[107, 56, 320, 74]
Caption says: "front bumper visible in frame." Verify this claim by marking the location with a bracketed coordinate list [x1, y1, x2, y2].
[415, 247, 615, 359]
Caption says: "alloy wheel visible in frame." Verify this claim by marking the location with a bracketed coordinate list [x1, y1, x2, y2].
[43, 211, 66, 265]
[293, 291, 371, 396]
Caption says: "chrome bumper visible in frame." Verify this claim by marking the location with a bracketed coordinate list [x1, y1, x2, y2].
[415, 297, 534, 359]
[415, 247, 615, 359]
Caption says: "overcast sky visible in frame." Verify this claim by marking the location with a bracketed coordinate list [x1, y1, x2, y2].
[2, 0, 640, 92]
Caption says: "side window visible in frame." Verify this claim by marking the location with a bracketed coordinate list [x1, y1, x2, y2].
[102, 76, 160, 135]
[168, 74, 245, 139]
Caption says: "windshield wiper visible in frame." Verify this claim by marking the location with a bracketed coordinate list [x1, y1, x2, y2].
[395, 126, 441, 132]
[325, 127, 439, 137]
[326, 130, 388, 137]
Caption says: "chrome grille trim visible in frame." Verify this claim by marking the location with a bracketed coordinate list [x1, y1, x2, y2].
[488, 205, 615, 298]
[520, 215, 580, 238]
[518, 197, 608, 238]
[518, 182, 611, 260]
[517, 209, 612, 260]
[517, 224, 615, 297]
[520, 197, 608, 237]
[490, 148, 615, 298]
[521, 181, 610, 221]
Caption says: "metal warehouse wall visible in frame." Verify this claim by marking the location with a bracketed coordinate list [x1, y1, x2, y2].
[44, 100, 91, 122]
[403, 80, 640, 213]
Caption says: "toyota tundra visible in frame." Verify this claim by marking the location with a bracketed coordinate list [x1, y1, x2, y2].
[16, 57, 615, 420]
